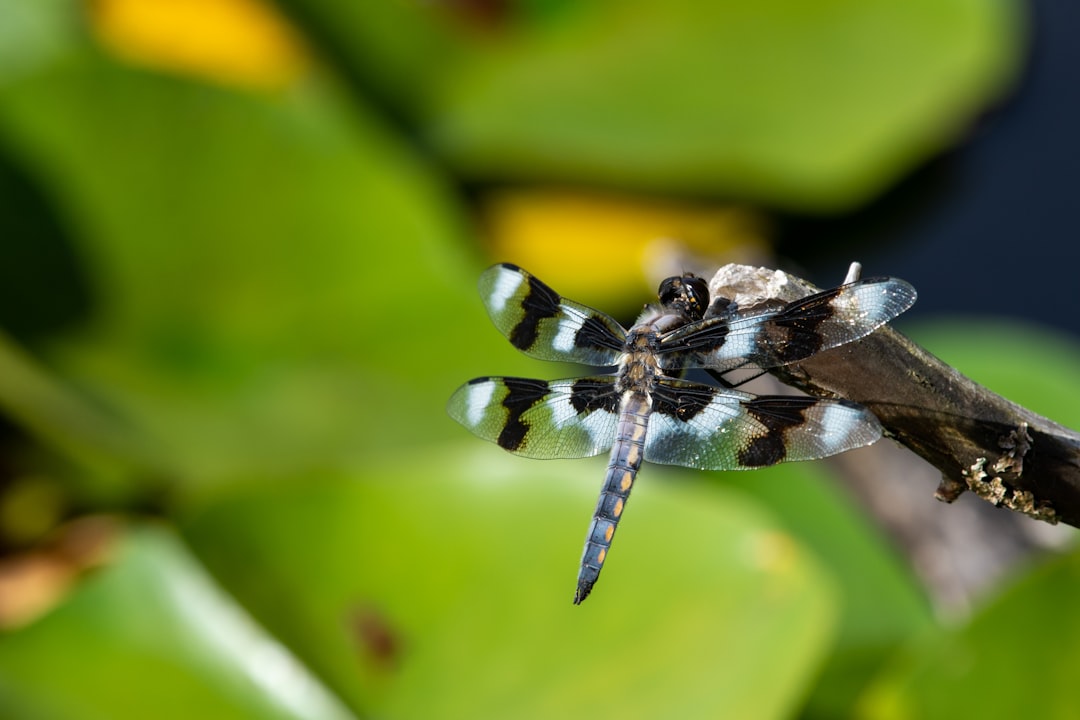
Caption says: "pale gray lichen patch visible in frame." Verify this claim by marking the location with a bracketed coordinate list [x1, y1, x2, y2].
[992, 422, 1032, 476]
[956, 424, 1058, 524]
[708, 264, 808, 308]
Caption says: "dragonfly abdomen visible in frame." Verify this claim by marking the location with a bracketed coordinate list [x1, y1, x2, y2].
[574, 391, 651, 604]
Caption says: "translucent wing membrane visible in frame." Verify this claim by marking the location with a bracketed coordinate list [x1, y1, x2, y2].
[478, 263, 626, 366]
[644, 379, 882, 470]
[659, 277, 917, 372]
[447, 376, 621, 459]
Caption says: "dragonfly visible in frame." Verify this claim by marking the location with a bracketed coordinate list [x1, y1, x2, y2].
[448, 263, 916, 604]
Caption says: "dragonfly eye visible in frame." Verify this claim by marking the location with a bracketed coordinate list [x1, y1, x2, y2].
[658, 275, 710, 320]
[684, 276, 710, 315]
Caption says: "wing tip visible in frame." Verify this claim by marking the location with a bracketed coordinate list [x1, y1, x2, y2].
[861, 276, 918, 315]
[484, 261, 524, 276]
[886, 277, 918, 313]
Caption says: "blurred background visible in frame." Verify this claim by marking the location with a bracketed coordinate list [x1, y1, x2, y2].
[1, 0, 1079, 718]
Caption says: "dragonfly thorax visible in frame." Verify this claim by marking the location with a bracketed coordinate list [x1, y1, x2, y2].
[617, 328, 664, 394]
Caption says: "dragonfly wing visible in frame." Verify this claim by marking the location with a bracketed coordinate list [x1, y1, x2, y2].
[448, 376, 621, 459]
[644, 379, 882, 470]
[479, 264, 626, 366]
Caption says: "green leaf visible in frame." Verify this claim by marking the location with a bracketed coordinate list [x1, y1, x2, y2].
[0, 36, 481, 489]
[859, 546, 1080, 719]
[274, 0, 463, 116]
[276, 1, 1022, 210]
[422, 0, 1023, 209]
[717, 462, 933, 717]
[181, 450, 838, 719]
[0, 524, 356, 720]
[0, 0, 77, 87]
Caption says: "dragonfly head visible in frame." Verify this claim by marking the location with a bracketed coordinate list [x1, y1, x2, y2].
[657, 274, 710, 322]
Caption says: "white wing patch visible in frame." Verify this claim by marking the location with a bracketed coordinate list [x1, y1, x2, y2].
[552, 317, 580, 354]
[544, 384, 619, 455]
[813, 401, 879, 454]
[488, 266, 523, 314]
[700, 331, 757, 366]
[464, 381, 495, 427]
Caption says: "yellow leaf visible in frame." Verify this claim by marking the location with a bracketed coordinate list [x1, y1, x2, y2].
[89, 0, 309, 90]
[482, 188, 769, 305]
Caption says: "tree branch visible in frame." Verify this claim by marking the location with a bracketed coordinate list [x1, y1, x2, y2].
[708, 263, 1080, 528]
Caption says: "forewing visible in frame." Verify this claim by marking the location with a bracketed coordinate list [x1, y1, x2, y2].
[479, 263, 626, 366]
[659, 277, 916, 371]
[447, 376, 620, 459]
[644, 379, 882, 470]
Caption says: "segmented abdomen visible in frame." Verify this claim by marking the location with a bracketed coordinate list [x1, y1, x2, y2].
[574, 391, 651, 604]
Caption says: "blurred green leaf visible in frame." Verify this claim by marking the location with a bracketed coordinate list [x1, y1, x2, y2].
[279, 0, 1022, 211]
[275, 0, 463, 115]
[718, 461, 933, 717]
[0, 0, 77, 87]
[0, 329, 167, 505]
[0, 523, 356, 720]
[181, 450, 837, 719]
[0, 36, 481, 488]
[859, 546, 1080, 719]
[419, 0, 1021, 209]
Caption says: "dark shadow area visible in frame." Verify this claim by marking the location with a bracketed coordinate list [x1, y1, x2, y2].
[778, 0, 1080, 335]
[0, 140, 92, 344]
